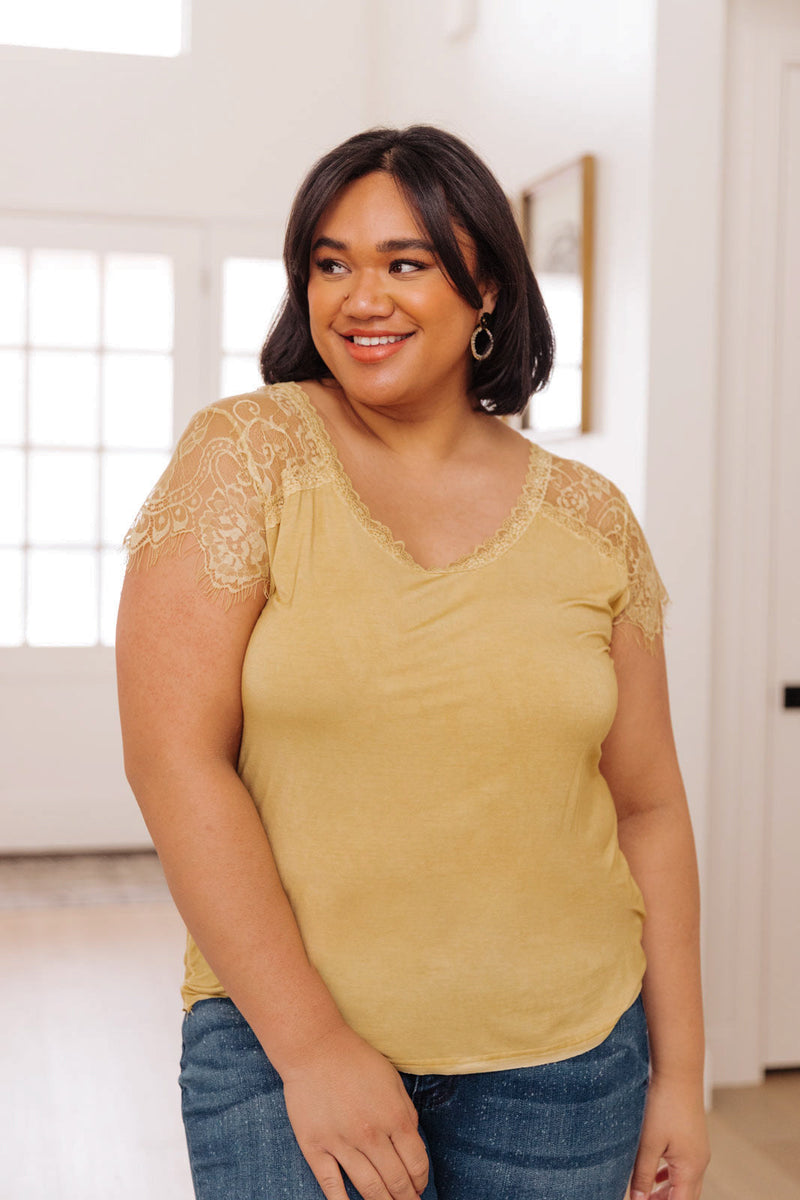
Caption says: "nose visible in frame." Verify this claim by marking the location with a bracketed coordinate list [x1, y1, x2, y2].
[340, 269, 394, 319]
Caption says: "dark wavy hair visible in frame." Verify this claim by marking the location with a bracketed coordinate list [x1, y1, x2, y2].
[260, 125, 554, 416]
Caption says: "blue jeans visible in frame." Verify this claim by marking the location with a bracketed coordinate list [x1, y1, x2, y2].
[180, 995, 649, 1200]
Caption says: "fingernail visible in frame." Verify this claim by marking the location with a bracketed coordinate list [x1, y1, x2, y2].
[631, 1192, 647, 1200]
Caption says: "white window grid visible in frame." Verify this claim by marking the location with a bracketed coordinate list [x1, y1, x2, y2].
[1, 247, 175, 647]
[0, 221, 286, 650]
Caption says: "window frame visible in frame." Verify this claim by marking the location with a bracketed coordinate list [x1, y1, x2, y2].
[206, 223, 287, 402]
[0, 216, 286, 658]
[0, 214, 206, 656]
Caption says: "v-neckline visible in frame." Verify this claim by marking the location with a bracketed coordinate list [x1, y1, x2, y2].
[283, 382, 551, 575]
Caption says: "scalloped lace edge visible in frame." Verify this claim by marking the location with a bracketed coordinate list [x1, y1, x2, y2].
[539, 500, 670, 653]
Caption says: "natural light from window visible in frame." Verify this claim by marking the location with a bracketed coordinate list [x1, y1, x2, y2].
[221, 258, 287, 398]
[0, 247, 174, 648]
[0, 0, 185, 57]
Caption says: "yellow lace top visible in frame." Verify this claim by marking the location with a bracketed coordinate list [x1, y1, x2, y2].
[124, 382, 670, 1074]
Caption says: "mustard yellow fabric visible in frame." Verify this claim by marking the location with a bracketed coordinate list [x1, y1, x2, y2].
[125, 382, 670, 1074]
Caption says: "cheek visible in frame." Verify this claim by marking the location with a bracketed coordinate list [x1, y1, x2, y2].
[306, 285, 321, 324]
[307, 281, 337, 324]
[422, 285, 478, 335]
[305, 294, 327, 358]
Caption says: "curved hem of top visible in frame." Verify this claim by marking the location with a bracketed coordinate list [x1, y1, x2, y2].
[391, 985, 645, 1076]
[179, 983, 645, 1076]
[389, 1031, 610, 1076]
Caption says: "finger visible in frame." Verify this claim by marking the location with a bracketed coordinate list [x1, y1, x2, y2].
[630, 1144, 664, 1199]
[646, 1162, 705, 1200]
[307, 1151, 353, 1200]
[339, 1144, 419, 1200]
[663, 1168, 706, 1200]
[390, 1127, 430, 1196]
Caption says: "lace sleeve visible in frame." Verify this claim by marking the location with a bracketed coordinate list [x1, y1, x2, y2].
[612, 498, 671, 652]
[122, 404, 270, 607]
[540, 453, 670, 654]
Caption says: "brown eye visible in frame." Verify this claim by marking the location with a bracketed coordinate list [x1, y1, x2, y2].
[314, 258, 347, 275]
[389, 259, 429, 275]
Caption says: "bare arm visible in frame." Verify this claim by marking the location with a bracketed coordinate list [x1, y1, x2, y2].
[600, 621, 710, 1200]
[116, 548, 429, 1200]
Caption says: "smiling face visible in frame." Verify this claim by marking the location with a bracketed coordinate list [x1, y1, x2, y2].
[307, 171, 496, 412]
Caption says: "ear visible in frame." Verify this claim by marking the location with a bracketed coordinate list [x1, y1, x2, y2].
[479, 280, 499, 315]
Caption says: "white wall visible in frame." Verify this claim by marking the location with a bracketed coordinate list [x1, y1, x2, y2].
[646, 0, 726, 918]
[370, 0, 658, 511]
[0, 0, 370, 231]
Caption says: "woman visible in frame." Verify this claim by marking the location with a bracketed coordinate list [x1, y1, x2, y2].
[117, 126, 710, 1200]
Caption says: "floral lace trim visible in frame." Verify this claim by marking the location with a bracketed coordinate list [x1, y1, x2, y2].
[230, 389, 335, 522]
[289, 384, 552, 574]
[123, 388, 334, 604]
[538, 455, 670, 652]
[122, 383, 670, 646]
[123, 535, 270, 610]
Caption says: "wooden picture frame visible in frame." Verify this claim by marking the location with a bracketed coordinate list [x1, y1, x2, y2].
[515, 154, 595, 438]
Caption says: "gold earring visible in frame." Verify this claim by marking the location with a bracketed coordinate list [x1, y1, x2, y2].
[470, 313, 494, 362]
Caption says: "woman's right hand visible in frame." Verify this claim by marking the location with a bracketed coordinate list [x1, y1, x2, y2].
[280, 1022, 430, 1200]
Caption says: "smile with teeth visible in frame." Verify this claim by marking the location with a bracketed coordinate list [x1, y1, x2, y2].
[347, 334, 412, 346]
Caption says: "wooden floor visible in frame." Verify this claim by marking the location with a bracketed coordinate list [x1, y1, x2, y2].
[2, 856, 799, 1200]
[703, 1073, 800, 1200]
[3, 899, 194, 1199]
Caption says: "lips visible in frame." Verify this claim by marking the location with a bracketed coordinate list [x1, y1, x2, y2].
[339, 330, 415, 363]
[351, 334, 409, 346]
[340, 330, 413, 343]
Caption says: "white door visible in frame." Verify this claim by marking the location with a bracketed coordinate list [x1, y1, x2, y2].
[710, 0, 800, 1083]
[0, 216, 288, 853]
[763, 59, 800, 1069]
[0, 217, 206, 852]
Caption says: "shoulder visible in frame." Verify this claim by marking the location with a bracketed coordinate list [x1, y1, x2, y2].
[537, 447, 633, 554]
[544, 448, 626, 503]
[181, 382, 328, 488]
[537, 448, 670, 649]
[195, 383, 308, 443]
[211, 381, 307, 419]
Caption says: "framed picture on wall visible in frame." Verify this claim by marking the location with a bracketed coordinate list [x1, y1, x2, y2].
[515, 154, 595, 438]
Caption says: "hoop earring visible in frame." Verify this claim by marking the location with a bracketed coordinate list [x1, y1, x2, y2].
[470, 313, 494, 362]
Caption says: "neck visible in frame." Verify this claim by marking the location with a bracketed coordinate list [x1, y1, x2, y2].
[321, 379, 492, 465]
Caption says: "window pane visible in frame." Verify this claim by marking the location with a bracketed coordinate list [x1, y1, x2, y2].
[0, 0, 184, 57]
[29, 450, 98, 544]
[100, 548, 125, 646]
[29, 350, 100, 446]
[0, 350, 25, 443]
[222, 258, 286, 354]
[0, 248, 25, 346]
[221, 354, 263, 400]
[103, 353, 173, 449]
[0, 450, 25, 544]
[102, 451, 169, 546]
[104, 254, 173, 351]
[27, 550, 98, 646]
[0, 550, 24, 646]
[30, 250, 100, 348]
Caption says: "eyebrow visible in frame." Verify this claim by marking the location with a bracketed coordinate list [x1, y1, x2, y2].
[311, 236, 437, 255]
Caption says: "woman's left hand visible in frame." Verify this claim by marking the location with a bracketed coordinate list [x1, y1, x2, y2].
[629, 1072, 710, 1199]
